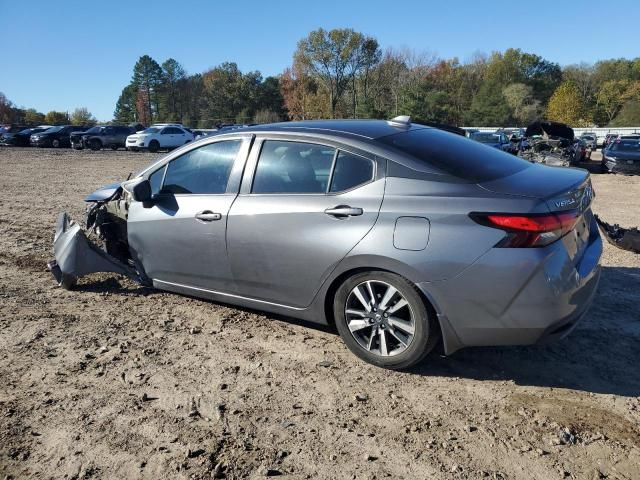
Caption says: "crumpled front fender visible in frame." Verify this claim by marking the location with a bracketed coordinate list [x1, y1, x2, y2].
[47, 212, 144, 289]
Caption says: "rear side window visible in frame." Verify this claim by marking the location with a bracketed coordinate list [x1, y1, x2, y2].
[161, 140, 242, 194]
[378, 128, 530, 182]
[330, 152, 374, 192]
[252, 140, 335, 194]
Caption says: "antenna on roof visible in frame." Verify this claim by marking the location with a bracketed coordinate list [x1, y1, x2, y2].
[388, 115, 411, 127]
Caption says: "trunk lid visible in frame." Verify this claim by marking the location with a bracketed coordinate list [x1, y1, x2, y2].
[479, 163, 589, 209]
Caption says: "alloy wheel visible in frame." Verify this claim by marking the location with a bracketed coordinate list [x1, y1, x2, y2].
[344, 280, 415, 357]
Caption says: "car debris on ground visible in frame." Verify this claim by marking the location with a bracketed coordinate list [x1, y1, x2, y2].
[595, 215, 640, 254]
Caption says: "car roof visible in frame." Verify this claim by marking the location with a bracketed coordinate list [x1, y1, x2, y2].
[237, 119, 431, 141]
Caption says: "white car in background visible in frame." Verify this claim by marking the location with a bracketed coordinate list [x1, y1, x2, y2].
[126, 124, 194, 152]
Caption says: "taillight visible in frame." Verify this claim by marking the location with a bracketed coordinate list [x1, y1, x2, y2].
[471, 210, 580, 247]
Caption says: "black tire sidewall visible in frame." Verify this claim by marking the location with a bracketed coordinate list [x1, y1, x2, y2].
[333, 271, 435, 369]
[149, 141, 159, 152]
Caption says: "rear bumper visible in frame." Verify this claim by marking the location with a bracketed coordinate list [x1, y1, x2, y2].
[418, 214, 603, 354]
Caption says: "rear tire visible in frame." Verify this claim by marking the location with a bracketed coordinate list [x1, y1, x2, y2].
[333, 271, 439, 370]
[52, 139, 60, 148]
[148, 140, 159, 153]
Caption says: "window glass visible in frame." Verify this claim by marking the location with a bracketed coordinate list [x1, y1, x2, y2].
[252, 140, 335, 194]
[148, 166, 165, 195]
[378, 128, 530, 182]
[330, 151, 374, 192]
[161, 140, 241, 194]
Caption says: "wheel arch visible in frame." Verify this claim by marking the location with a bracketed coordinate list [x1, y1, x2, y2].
[321, 261, 449, 352]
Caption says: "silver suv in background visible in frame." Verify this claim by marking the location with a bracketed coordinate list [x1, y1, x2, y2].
[50, 118, 602, 369]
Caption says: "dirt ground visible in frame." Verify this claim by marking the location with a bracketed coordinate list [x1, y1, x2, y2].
[0, 146, 638, 480]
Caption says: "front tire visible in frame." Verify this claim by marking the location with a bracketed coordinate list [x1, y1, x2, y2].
[148, 140, 160, 153]
[333, 271, 439, 369]
[52, 139, 60, 148]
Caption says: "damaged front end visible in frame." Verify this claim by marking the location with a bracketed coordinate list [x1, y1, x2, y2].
[518, 121, 575, 167]
[595, 215, 640, 254]
[48, 181, 150, 289]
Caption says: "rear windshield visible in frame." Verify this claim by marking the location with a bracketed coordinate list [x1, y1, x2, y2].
[378, 128, 531, 182]
[611, 140, 640, 152]
[470, 132, 501, 144]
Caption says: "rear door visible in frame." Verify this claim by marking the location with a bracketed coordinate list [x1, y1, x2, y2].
[226, 137, 385, 308]
[159, 127, 178, 147]
[127, 137, 251, 291]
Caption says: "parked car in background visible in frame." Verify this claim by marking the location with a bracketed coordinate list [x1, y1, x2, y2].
[469, 131, 514, 153]
[602, 133, 618, 150]
[579, 133, 597, 151]
[601, 138, 640, 174]
[618, 134, 640, 141]
[0, 126, 51, 147]
[50, 117, 602, 369]
[571, 139, 588, 163]
[31, 125, 90, 148]
[72, 125, 135, 151]
[126, 124, 194, 152]
[0, 125, 29, 140]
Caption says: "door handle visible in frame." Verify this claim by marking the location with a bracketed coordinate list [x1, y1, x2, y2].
[195, 210, 222, 222]
[324, 205, 363, 217]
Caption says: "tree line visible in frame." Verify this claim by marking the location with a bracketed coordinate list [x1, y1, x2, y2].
[0, 94, 97, 126]
[2, 28, 640, 128]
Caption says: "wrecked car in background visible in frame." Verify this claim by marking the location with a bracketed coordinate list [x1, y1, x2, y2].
[601, 137, 640, 174]
[49, 118, 603, 369]
[518, 121, 576, 167]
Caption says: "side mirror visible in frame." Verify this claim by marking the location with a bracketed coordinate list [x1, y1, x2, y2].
[132, 179, 152, 202]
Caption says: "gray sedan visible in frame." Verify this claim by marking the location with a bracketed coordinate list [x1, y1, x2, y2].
[49, 117, 602, 369]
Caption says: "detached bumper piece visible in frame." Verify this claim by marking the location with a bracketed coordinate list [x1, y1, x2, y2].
[48, 212, 144, 289]
[595, 215, 640, 254]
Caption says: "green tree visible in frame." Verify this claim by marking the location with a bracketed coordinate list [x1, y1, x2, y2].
[159, 58, 187, 122]
[609, 100, 640, 126]
[70, 107, 96, 126]
[253, 109, 281, 124]
[113, 84, 137, 123]
[502, 83, 540, 125]
[597, 80, 632, 123]
[131, 55, 163, 122]
[24, 108, 45, 124]
[546, 81, 590, 126]
[467, 79, 511, 126]
[295, 28, 376, 118]
[44, 111, 70, 125]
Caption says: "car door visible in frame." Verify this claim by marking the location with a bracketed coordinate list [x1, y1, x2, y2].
[127, 137, 250, 291]
[102, 126, 116, 146]
[226, 137, 385, 308]
[159, 127, 174, 147]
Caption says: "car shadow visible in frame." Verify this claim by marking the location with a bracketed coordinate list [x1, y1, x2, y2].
[72, 265, 639, 397]
[409, 266, 640, 397]
[73, 277, 158, 296]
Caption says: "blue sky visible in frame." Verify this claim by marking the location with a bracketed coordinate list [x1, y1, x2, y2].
[2, 0, 639, 121]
